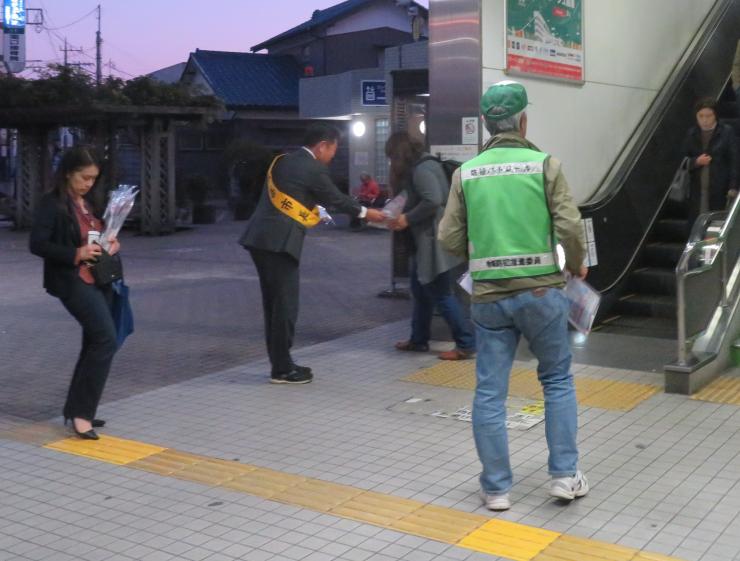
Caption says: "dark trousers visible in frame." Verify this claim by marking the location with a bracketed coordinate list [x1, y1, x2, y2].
[59, 279, 117, 421]
[249, 249, 300, 375]
[409, 261, 476, 352]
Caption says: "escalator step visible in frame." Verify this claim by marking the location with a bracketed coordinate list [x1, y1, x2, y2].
[614, 293, 676, 319]
[718, 100, 739, 119]
[594, 315, 676, 339]
[642, 242, 685, 268]
[628, 267, 677, 296]
[654, 218, 689, 243]
[723, 117, 740, 138]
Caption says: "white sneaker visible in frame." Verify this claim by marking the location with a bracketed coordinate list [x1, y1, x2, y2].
[550, 470, 589, 501]
[480, 489, 511, 511]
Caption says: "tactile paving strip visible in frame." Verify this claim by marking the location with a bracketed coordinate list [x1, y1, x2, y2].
[44, 434, 165, 465]
[691, 376, 740, 405]
[402, 362, 661, 411]
[33, 431, 688, 561]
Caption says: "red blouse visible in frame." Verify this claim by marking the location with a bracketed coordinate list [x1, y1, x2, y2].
[72, 201, 104, 285]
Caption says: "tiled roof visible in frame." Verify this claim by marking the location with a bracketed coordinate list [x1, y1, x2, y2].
[251, 0, 428, 52]
[189, 50, 303, 109]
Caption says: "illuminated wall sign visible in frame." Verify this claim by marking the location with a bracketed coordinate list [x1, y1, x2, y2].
[1, 0, 26, 72]
[3, 0, 26, 29]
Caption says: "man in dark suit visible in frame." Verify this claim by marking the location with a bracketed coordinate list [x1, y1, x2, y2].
[240, 124, 384, 384]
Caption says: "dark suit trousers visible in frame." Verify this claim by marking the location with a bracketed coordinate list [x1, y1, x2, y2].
[249, 249, 300, 374]
[59, 279, 117, 421]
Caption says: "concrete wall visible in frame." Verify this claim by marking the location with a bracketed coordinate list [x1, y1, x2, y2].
[480, 0, 717, 203]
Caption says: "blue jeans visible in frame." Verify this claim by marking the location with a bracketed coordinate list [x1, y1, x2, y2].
[409, 263, 475, 352]
[471, 288, 578, 494]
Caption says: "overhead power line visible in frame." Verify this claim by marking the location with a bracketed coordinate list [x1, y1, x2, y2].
[43, 6, 97, 31]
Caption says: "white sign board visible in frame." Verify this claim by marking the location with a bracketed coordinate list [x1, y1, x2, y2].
[430, 144, 479, 163]
[462, 117, 479, 145]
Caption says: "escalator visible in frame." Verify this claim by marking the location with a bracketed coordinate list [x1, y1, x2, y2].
[580, 0, 740, 340]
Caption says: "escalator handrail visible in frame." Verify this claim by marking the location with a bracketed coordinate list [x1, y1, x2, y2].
[675, 196, 740, 365]
[581, 0, 733, 210]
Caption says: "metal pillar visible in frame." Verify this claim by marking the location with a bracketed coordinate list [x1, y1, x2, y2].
[139, 118, 176, 235]
[14, 128, 45, 229]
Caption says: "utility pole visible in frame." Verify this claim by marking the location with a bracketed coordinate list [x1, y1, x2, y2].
[95, 5, 103, 86]
[60, 38, 83, 67]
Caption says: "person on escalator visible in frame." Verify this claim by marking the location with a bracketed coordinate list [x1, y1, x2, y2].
[681, 98, 739, 233]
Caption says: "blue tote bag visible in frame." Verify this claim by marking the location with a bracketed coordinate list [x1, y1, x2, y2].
[111, 280, 134, 349]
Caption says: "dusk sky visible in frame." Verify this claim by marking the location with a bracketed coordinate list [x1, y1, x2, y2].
[24, 0, 429, 78]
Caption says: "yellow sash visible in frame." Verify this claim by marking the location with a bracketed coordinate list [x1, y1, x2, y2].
[267, 155, 321, 228]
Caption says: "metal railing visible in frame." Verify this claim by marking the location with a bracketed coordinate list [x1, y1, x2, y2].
[676, 196, 740, 366]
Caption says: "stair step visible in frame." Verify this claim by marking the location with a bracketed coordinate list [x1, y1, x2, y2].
[717, 100, 739, 119]
[654, 218, 689, 244]
[614, 293, 676, 319]
[594, 315, 676, 339]
[642, 242, 685, 269]
[628, 267, 677, 296]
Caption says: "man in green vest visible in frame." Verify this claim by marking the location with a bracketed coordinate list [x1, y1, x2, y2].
[439, 80, 588, 511]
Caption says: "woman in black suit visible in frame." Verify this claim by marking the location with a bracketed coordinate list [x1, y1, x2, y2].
[29, 147, 120, 440]
[681, 98, 739, 230]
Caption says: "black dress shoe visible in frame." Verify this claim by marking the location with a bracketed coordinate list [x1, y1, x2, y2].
[270, 368, 313, 384]
[71, 420, 99, 440]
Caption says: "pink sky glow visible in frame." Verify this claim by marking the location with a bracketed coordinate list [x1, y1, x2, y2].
[23, 0, 428, 78]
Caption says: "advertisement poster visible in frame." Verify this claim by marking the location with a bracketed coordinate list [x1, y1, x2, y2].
[506, 0, 583, 83]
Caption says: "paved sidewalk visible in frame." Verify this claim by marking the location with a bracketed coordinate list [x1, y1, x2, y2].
[2, 320, 740, 561]
[0, 219, 409, 421]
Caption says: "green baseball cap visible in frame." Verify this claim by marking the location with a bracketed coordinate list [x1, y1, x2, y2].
[481, 80, 529, 120]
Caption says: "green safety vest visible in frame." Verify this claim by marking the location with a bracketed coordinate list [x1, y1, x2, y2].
[461, 146, 560, 281]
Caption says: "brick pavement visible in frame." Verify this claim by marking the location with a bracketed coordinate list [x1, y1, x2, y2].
[0, 219, 410, 421]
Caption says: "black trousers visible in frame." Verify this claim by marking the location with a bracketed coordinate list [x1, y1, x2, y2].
[249, 249, 300, 375]
[59, 279, 117, 421]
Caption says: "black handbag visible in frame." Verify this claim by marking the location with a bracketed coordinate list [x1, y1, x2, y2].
[91, 249, 124, 286]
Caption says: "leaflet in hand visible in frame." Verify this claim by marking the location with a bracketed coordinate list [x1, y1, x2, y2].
[368, 193, 407, 229]
[564, 276, 601, 334]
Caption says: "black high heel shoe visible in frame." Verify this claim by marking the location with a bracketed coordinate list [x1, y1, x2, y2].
[67, 418, 100, 440]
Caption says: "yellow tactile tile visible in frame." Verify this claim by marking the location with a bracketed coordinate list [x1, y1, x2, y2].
[272, 479, 364, 512]
[632, 552, 686, 561]
[330, 491, 422, 526]
[44, 434, 165, 465]
[221, 467, 307, 498]
[391, 504, 488, 543]
[402, 363, 661, 411]
[30, 427, 691, 561]
[459, 518, 560, 561]
[691, 376, 740, 405]
[534, 534, 638, 561]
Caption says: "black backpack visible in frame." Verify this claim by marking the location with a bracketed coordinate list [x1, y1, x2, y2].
[415, 155, 461, 185]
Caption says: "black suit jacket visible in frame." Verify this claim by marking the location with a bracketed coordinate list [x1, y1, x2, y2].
[29, 192, 86, 298]
[239, 149, 362, 261]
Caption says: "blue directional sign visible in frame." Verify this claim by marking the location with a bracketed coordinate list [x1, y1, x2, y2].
[361, 80, 387, 106]
[3, 0, 25, 29]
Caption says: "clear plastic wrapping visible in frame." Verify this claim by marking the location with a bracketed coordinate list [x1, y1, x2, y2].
[100, 184, 139, 251]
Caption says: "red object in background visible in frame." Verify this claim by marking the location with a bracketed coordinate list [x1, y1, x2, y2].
[552, 6, 567, 17]
[304, 65, 314, 77]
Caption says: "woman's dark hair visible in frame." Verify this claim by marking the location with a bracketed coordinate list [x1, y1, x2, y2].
[385, 132, 424, 192]
[302, 123, 341, 147]
[50, 146, 102, 211]
[694, 97, 717, 116]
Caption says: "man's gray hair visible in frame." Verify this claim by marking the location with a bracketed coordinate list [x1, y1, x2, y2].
[484, 110, 525, 135]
